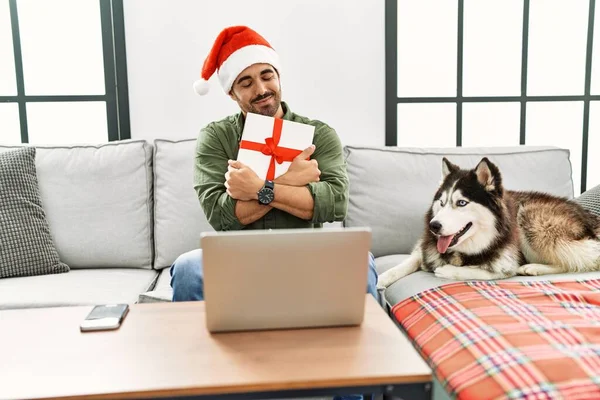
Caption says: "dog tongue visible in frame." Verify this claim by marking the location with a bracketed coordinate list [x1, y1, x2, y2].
[437, 235, 455, 254]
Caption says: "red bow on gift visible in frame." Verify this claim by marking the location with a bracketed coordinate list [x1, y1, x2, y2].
[239, 118, 304, 180]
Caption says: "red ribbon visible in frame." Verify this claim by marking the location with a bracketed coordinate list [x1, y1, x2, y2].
[240, 118, 303, 180]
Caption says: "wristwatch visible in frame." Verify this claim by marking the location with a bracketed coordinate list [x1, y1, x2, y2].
[257, 180, 275, 205]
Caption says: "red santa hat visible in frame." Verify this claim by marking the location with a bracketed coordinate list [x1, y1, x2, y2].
[193, 26, 281, 95]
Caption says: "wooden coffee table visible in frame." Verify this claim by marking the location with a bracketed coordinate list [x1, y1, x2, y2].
[0, 295, 431, 400]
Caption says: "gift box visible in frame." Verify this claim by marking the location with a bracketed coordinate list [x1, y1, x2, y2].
[237, 112, 315, 180]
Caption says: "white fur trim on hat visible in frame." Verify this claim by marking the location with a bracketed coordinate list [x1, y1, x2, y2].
[217, 45, 281, 94]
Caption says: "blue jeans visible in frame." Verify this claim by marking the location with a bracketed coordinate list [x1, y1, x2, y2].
[170, 249, 379, 302]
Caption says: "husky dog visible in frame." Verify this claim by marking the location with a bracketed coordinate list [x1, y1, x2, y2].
[377, 157, 600, 288]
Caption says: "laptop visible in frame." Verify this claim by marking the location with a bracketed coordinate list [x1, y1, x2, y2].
[201, 227, 371, 333]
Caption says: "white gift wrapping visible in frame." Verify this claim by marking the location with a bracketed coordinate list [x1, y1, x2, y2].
[237, 113, 315, 180]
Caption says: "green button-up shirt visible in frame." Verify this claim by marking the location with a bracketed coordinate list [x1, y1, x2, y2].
[194, 102, 349, 231]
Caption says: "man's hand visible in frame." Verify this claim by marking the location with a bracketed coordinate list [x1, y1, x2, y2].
[225, 160, 263, 201]
[274, 145, 320, 187]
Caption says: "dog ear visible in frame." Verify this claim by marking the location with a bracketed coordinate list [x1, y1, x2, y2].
[475, 157, 502, 192]
[442, 157, 459, 179]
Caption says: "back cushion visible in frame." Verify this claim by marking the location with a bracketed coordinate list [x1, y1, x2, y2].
[344, 146, 574, 258]
[153, 139, 214, 269]
[0, 140, 154, 269]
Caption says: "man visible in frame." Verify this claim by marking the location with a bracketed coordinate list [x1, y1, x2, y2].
[173, 25, 373, 400]
[171, 25, 378, 306]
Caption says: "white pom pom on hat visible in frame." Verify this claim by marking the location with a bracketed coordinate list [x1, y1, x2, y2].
[193, 79, 210, 95]
[193, 26, 281, 96]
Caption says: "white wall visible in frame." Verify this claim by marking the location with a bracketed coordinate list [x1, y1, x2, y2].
[123, 0, 385, 147]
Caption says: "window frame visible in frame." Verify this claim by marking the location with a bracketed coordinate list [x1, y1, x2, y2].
[385, 0, 597, 193]
[0, 0, 130, 143]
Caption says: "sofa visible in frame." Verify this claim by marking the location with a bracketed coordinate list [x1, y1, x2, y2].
[4, 139, 600, 400]
[2, 139, 597, 311]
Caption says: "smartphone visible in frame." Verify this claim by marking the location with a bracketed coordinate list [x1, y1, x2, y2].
[80, 304, 129, 332]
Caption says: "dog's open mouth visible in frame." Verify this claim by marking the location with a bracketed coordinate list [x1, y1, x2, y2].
[436, 222, 473, 254]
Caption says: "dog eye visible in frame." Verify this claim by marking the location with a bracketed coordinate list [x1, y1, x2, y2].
[457, 200, 468, 207]
[439, 199, 445, 207]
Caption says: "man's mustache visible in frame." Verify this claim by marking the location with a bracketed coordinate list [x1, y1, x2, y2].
[252, 92, 275, 103]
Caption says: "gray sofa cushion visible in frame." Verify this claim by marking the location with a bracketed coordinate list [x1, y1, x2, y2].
[374, 254, 410, 274]
[0, 141, 154, 269]
[153, 139, 214, 269]
[344, 146, 574, 257]
[0, 268, 158, 310]
[0, 147, 69, 279]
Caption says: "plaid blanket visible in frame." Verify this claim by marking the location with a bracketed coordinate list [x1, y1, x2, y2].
[392, 279, 600, 400]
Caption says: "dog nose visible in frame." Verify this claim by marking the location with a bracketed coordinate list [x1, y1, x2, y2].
[429, 220, 442, 234]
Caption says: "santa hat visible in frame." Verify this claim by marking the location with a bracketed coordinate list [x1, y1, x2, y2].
[193, 26, 281, 95]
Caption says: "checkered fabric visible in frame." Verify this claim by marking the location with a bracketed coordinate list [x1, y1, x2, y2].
[575, 184, 600, 216]
[0, 147, 69, 278]
[392, 280, 600, 400]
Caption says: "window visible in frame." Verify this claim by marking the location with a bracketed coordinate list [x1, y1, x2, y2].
[0, 0, 130, 145]
[386, 0, 598, 194]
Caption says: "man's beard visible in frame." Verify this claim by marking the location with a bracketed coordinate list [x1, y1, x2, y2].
[247, 90, 281, 117]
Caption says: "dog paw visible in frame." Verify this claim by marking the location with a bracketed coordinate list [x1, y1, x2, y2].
[377, 269, 399, 289]
[434, 265, 463, 280]
[376, 273, 393, 289]
[517, 265, 534, 276]
[517, 264, 556, 276]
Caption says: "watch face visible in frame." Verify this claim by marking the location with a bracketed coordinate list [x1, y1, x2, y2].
[258, 188, 274, 204]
